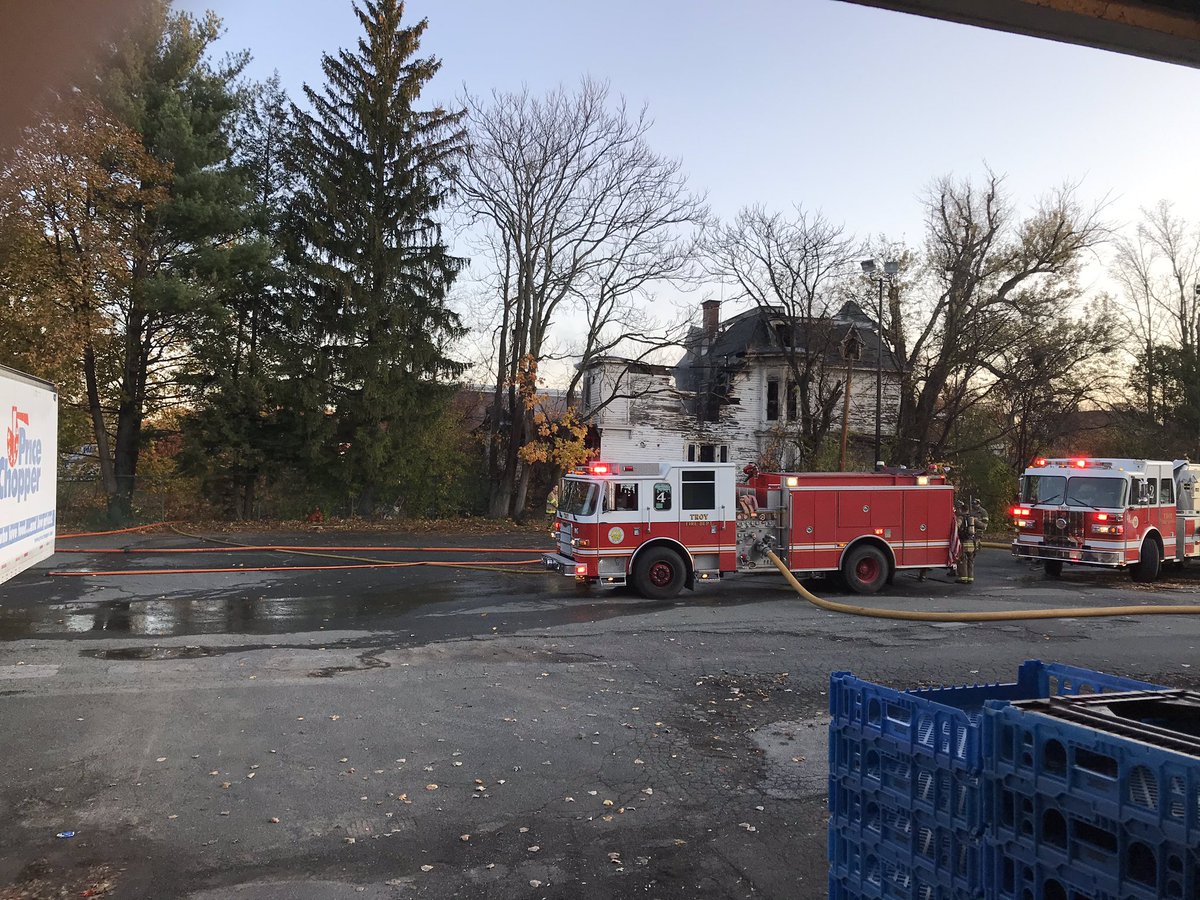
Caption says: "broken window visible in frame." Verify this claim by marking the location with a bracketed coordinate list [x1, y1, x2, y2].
[688, 443, 727, 463]
[766, 378, 779, 421]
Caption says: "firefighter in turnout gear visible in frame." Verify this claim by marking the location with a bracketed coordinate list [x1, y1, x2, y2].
[954, 498, 989, 583]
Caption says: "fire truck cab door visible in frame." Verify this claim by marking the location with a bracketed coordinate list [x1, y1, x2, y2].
[1130, 472, 1172, 557]
[601, 480, 645, 529]
[679, 468, 723, 569]
[1154, 472, 1178, 559]
[643, 478, 682, 540]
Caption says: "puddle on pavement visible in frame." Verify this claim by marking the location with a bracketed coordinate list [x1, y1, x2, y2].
[308, 651, 389, 677]
[0, 585, 463, 641]
[83, 645, 219, 661]
[751, 717, 830, 799]
[0, 575, 766, 643]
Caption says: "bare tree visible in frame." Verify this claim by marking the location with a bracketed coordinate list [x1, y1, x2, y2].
[457, 79, 707, 519]
[1110, 201, 1200, 441]
[706, 205, 858, 464]
[992, 297, 1120, 467]
[1111, 229, 1161, 418]
[890, 171, 1109, 465]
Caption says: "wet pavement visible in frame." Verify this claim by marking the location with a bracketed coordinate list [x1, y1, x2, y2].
[0, 530, 740, 642]
[2, 530, 1200, 898]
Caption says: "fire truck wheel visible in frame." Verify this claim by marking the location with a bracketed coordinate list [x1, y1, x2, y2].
[1044, 560, 1063, 578]
[1132, 539, 1161, 582]
[842, 545, 889, 594]
[632, 547, 686, 599]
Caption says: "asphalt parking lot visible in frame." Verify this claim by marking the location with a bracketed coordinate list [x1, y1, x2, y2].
[2, 529, 1199, 899]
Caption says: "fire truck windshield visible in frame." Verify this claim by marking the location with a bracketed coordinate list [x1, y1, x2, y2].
[1020, 474, 1126, 508]
[1065, 476, 1126, 508]
[559, 479, 598, 517]
[1021, 475, 1065, 504]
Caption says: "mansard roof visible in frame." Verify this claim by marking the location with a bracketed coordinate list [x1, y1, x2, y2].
[674, 301, 905, 391]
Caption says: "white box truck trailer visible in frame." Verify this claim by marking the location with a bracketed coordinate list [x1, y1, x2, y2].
[0, 364, 57, 585]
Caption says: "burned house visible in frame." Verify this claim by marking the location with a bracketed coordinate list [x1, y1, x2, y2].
[581, 299, 903, 469]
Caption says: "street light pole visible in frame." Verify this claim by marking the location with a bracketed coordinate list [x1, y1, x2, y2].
[837, 326, 862, 472]
[861, 258, 899, 469]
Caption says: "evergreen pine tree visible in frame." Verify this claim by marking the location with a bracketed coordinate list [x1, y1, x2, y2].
[78, 3, 250, 521]
[287, 0, 467, 515]
[181, 75, 296, 518]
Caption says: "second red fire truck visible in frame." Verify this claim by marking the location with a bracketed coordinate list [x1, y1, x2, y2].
[543, 461, 958, 598]
[1010, 456, 1200, 581]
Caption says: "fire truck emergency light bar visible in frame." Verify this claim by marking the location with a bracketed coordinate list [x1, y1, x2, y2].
[1031, 458, 1113, 469]
[570, 462, 615, 475]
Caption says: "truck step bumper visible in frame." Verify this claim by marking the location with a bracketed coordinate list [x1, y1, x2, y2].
[542, 552, 573, 574]
[1011, 542, 1123, 566]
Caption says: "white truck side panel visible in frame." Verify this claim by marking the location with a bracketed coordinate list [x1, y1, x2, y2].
[0, 366, 57, 585]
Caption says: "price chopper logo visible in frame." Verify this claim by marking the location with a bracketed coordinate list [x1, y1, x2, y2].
[2, 406, 43, 502]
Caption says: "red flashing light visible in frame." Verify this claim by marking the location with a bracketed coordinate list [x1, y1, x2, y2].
[589, 463, 611, 475]
[1073, 459, 1087, 468]
[1033, 458, 1048, 467]
[574, 564, 587, 576]
[1011, 507, 1031, 517]
[1096, 513, 1108, 521]
[873, 528, 885, 536]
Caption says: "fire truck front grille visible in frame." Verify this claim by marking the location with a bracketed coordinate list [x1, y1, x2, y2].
[1041, 509, 1087, 546]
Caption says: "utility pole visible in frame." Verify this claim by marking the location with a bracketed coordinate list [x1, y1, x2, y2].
[860, 259, 899, 468]
[838, 326, 863, 471]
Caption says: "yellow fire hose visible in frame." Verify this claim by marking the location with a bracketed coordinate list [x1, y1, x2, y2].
[763, 548, 1200, 622]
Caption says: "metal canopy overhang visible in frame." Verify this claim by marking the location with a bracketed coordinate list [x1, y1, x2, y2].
[836, 0, 1200, 68]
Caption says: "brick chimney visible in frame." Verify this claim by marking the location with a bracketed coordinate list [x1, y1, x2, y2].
[702, 299, 721, 345]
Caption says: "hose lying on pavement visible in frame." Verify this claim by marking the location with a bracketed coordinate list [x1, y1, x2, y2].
[49, 525, 548, 577]
[56, 545, 540, 555]
[764, 547, 1200, 622]
[57, 522, 170, 539]
[166, 524, 538, 567]
[49, 559, 544, 577]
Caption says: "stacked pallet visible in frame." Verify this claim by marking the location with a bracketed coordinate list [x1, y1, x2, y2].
[825, 661, 1198, 899]
[988, 690, 1200, 900]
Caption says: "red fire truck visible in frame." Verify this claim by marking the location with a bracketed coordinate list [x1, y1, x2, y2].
[542, 461, 958, 598]
[1010, 456, 1200, 580]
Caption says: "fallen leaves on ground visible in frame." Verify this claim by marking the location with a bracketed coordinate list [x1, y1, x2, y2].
[2, 862, 121, 899]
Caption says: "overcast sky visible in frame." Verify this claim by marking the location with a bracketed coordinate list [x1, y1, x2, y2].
[183, 0, 1200, 237]
[180, 0, 1200, 377]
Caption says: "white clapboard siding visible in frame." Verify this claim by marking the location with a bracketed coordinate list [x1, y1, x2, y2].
[584, 357, 900, 467]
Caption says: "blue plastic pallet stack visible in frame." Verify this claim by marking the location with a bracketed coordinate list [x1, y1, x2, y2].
[987, 692, 1200, 900]
[827, 660, 1165, 899]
